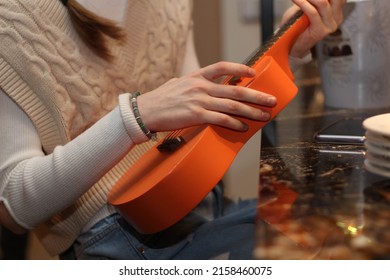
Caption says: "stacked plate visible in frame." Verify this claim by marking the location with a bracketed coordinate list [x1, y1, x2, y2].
[363, 113, 390, 178]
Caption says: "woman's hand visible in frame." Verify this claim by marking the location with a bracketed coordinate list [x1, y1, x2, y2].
[137, 62, 277, 132]
[286, 0, 346, 58]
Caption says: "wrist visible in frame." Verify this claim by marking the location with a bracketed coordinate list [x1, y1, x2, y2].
[118, 93, 150, 143]
[130, 92, 157, 141]
[289, 52, 312, 72]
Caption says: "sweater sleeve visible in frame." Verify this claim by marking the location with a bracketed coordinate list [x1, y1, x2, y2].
[0, 91, 145, 229]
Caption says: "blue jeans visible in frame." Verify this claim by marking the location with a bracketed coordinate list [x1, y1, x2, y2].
[60, 187, 257, 260]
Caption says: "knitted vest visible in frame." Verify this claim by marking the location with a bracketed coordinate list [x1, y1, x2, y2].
[0, 0, 192, 255]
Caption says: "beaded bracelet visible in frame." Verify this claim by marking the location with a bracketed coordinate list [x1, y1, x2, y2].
[131, 92, 157, 141]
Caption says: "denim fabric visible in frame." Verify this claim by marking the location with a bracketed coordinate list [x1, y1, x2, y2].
[60, 187, 257, 260]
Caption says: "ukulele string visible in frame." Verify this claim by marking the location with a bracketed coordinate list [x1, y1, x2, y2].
[157, 129, 186, 153]
[162, 129, 183, 144]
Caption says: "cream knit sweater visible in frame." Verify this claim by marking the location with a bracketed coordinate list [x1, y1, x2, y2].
[0, 0, 193, 256]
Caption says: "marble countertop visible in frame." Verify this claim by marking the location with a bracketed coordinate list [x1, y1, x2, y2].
[253, 67, 390, 260]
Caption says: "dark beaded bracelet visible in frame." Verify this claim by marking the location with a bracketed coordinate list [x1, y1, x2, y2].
[131, 92, 156, 140]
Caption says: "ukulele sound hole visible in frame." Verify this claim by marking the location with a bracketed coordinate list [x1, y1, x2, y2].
[157, 136, 185, 153]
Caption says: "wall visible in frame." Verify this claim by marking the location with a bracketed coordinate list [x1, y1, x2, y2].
[193, 0, 292, 65]
[192, 0, 222, 66]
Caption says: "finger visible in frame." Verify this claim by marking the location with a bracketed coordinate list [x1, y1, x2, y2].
[292, 0, 322, 30]
[201, 110, 251, 132]
[200, 88, 273, 123]
[208, 83, 277, 108]
[208, 97, 272, 122]
[298, 0, 336, 29]
[294, 0, 341, 40]
[199, 61, 256, 81]
[329, 0, 346, 25]
[309, 0, 344, 25]
[295, 0, 329, 20]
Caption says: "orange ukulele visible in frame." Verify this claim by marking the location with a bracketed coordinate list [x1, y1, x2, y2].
[108, 11, 309, 234]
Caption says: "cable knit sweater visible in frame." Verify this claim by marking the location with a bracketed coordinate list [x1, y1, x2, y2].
[0, 0, 193, 256]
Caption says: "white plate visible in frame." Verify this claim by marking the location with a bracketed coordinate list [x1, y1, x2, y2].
[365, 140, 390, 156]
[365, 131, 390, 147]
[365, 142, 390, 162]
[364, 159, 390, 178]
[366, 151, 390, 169]
[363, 113, 390, 137]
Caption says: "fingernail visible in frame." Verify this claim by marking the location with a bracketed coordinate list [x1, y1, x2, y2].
[248, 68, 256, 76]
[261, 111, 271, 121]
[267, 97, 277, 106]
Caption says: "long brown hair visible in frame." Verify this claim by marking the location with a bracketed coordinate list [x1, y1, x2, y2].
[64, 0, 125, 61]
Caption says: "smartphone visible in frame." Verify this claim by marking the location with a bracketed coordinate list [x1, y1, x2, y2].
[313, 117, 366, 145]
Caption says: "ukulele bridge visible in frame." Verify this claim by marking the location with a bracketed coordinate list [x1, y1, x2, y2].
[157, 136, 185, 153]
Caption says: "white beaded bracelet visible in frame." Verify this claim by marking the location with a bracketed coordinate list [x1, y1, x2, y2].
[130, 92, 157, 140]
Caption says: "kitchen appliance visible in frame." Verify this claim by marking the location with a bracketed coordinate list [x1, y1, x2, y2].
[316, 0, 390, 109]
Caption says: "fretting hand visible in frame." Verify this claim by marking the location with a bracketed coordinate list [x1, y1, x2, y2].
[287, 0, 346, 58]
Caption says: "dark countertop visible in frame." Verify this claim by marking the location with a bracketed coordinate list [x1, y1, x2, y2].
[253, 64, 390, 260]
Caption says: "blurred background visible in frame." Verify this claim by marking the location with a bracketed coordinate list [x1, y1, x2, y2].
[193, 0, 290, 66]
